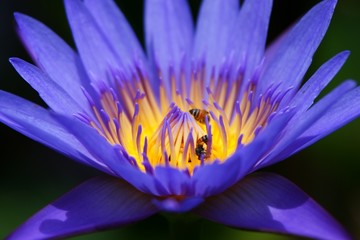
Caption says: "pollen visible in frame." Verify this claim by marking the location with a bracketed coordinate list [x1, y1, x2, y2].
[79, 63, 279, 175]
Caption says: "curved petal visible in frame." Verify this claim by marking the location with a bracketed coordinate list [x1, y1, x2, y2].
[263, 25, 292, 70]
[153, 167, 192, 196]
[277, 85, 360, 161]
[193, 0, 239, 71]
[83, 0, 146, 68]
[145, 0, 193, 91]
[14, 13, 90, 108]
[10, 58, 85, 115]
[192, 157, 241, 198]
[64, 0, 122, 84]
[288, 51, 350, 114]
[228, 0, 272, 81]
[192, 110, 295, 197]
[0, 90, 104, 171]
[53, 113, 164, 196]
[7, 176, 158, 240]
[258, 0, 337, 96]
[194, 172, 350, 240]
[301, 85, 360, 140]
[152, 196, 204, 213]
[257, 80, 356, 168]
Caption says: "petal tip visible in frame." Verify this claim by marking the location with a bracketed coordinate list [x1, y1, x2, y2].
[13, 11, 24, 19]
[13, 12, 35, 27]
[8, 57, 22, 66]
[341, 50, 351, 57]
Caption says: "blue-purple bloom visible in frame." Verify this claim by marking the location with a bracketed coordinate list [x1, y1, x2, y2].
[2, 0, 359, 239]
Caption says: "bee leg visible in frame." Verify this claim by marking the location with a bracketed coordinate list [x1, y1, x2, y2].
[195, 146, 206, 161]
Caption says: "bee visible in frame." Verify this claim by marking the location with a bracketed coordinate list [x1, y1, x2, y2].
[197, 135, 208, 146]
[189, 109, 210, 124]
[195, 135, 208, 160]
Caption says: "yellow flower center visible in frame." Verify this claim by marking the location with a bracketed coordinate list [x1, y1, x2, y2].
[84, 65, 278, 174]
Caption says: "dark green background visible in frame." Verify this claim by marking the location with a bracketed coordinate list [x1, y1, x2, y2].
[0, 0, 359, 239]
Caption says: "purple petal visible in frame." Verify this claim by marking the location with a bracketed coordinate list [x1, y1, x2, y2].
[0, 90, 104, 171]
[193, 0, 239, 70]
[257, 80, 356, 169]
[288, 51, 350, 114]
[261, 51, 352, 161]
[263, 25, 292, 69]
[153, 167, 192, 196]
[194, 172, 350, 240]
[83, 0, 146, 67]
[280, 85, 360, 160]
[229, 0, 272, 81]
[258, 0, 337, 95]
[7, 176, 157, 240]
[192, 110, 294, 197]
[14, 13, 90, 108]
[303, 85, 360, 140]
[145, 0, 193, 91]
[64, 0, 122, 84]
[53, 113, 163, 196]
[192, 157, 241, 198]
[10, 58, 85, 114]
[152, 196, 204, 213]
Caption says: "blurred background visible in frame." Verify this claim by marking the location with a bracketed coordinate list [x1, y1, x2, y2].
[0, 0, 359, 239]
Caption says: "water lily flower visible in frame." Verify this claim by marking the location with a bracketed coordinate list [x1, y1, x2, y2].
[2, 0, 359, 239]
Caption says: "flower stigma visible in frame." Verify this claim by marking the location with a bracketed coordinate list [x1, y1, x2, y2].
[78, 63, 281, 175]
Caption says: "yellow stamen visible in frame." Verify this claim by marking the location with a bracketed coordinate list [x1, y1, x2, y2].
[82, 66, 278, 175]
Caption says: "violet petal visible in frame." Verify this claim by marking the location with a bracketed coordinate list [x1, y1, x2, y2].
[193, 0, 239, 72]
[0, 90, 103, 170]
[152, 196, 204, 213]
[64, 0, 122, 84]
[83, 0, 147, 68]
[288, 51, 350, 114]
[53, 113, 164, 196]
[14, 12, 90, 107]
[229, 0, 272, 81]
[258, 80, 356, 168]
[258, 0, 337, 95]
[145, 0, 193, 91]
[10, 58, 84, 115]
[278, 85, 360, 161]
[7, 176, 157, 240]
[193, 110, 294, 197]
[194, 172, 350, 240]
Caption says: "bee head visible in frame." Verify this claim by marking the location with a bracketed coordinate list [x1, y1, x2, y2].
[189, 109, 196, 115]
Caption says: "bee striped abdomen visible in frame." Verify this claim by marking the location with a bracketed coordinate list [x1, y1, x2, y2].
[189, 109, 210, 124]
[195, 135, 208, 160]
